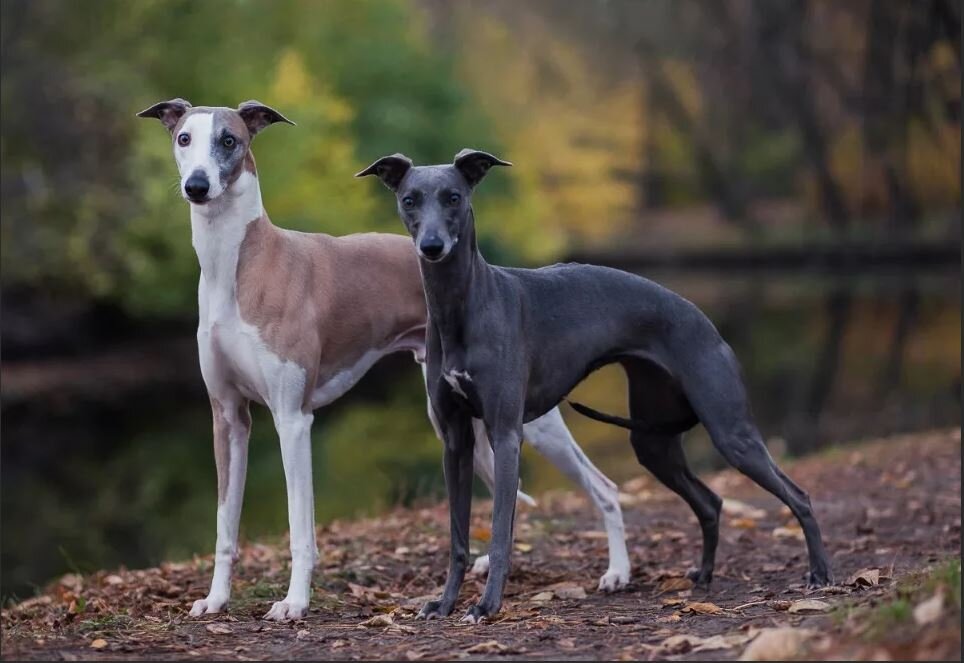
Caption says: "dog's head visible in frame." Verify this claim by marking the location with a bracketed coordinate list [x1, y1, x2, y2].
[356, 149, 511, 263]
[137, 99, 293, 205]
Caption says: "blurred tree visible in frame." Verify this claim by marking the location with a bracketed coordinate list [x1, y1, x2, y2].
[0, 0, 530, 319]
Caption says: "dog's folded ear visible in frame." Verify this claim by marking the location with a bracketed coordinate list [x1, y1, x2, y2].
[453, 149, 512, 188]
[136, 98, 192, 133]
[355, 154, 414, 192]
[237, 100, 295, 137]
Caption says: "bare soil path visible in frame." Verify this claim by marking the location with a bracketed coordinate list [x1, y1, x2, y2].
[3, 429, 960, 660]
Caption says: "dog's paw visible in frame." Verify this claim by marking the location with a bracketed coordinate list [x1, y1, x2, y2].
[597, 567, 630, 592]
[263, 599, 308, 621]
[685, 567, 713, 589]
[189, 595, 227, 617]
[417, 599, 452, 620]
[460, 604, 491, 625]
[806, 568, 834, 589]
[470, 555, 490, 576]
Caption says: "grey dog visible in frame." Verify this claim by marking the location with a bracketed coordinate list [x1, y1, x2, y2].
[357, 149, 833, 624]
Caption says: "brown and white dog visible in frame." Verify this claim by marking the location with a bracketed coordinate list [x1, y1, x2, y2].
[137, 99, 630, 621]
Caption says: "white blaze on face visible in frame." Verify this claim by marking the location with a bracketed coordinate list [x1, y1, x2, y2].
[175, 112, 224, 200]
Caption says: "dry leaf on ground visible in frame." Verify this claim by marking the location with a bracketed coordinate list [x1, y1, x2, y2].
[773, 524, 805, 540]
[913, 590, 944, 625]
[549, 582, 587, 600]
[845, 568, 881, 587]
[90, 639, 108, 650]
[657, 576, 694, 594]
[722, 498, 767, 520]
[740, 627, 815, 660]
[465, 640, 508, 654]
[684, 601, 724, 615]
[661, 633, 749, 654]
[205, 624, 231, 635]
[787, 598, 831, 614]
[359, 614, 394, 628]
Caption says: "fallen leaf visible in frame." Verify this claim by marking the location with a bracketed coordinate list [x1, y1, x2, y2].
[740, 627, 814, 661]
[845, 568, 881, 587]
[360, 613, 394, 628]
[657, 612, 682, 623]
[769, 600, 792, 611]
[549, 582, 587, 600]
[660, 633, 748, 654]
[514, 542, 532, 553]
[661, 597, 685, 607]
[206, 624, 232, 635]
[530, 590, 554, 603]
[470, 526, 491, 542]
[296, 629, 309, 639]
[465, 640, 507, 654]
[104, 575, 124, 586]
[913, 590, 944, 625]
[90, 639, 108, 650]
[723, 498, 767, 520]
[657, 576, 694, 594]
[731, 517, 758, 529]
[773, 524, 805, 541]
[787, 599, 831, 614]
[684, 601, 723, 615]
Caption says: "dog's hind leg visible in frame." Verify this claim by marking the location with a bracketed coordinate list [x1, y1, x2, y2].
[522, 408, 631, 591]
[620, 356, 721, 586]
[682, 342, 833, 587]
[629, 432, 721, 586]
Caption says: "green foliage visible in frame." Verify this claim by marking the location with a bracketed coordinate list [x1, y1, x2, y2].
[0, 0, 522, 317]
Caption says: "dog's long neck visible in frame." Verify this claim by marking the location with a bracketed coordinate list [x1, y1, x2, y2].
[191, 157, 265, 316]
[420, 208, 490, 340]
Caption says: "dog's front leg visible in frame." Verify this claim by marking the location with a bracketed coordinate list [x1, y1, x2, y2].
[418, 412, 474, 619]
[264, 410, 317, 621]
[191, 397, 251, 617]
[462, 425, 522, 624]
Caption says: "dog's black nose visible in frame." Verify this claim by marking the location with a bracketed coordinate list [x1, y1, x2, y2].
[184, 173, 210, 202]
[419, 236, 446, 260]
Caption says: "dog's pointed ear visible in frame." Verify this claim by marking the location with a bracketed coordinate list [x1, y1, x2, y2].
[136, 98, 192, 133]
[355, 153, 414, 192]
[453, 149, 512, 188]
[237, 100, 295, 137]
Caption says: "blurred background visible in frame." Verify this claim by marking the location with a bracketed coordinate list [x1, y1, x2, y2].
[1, 0, 960, 601]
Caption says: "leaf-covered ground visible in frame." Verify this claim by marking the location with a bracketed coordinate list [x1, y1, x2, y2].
[3, 429, 960, 661]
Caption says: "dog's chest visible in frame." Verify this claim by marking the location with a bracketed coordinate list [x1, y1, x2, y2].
[196, 272, 299, 405]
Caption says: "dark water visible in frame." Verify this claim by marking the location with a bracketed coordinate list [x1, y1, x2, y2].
[2, 269, 959, 600]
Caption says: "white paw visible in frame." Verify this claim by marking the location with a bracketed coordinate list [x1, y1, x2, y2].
[470, 554, 491, 576]
[189, 595, 227, 617]
[597, 567, 630, 592]
[263, 599, 308, 621]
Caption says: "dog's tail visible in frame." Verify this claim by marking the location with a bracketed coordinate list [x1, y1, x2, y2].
[566, 400, 697, 435]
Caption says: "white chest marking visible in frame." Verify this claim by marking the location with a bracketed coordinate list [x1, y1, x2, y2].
[192, 172, 308, 409]
[444, 370, 471, 398]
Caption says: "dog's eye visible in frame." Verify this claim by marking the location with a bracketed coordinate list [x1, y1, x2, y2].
[177, 133, 191, 147]
[222, 135, 235, 148]
[402, 196, 415, 209]
[448, 193, 461, 206]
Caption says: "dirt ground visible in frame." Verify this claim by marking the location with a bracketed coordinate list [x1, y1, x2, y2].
[2, 428, 960, 661]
